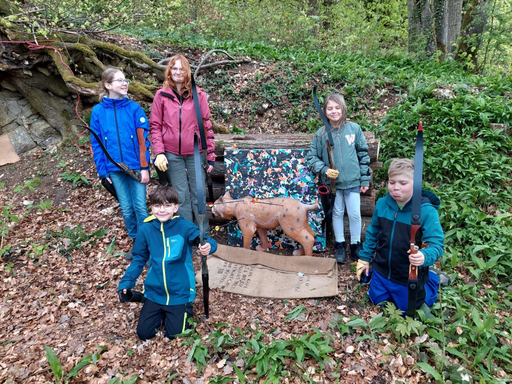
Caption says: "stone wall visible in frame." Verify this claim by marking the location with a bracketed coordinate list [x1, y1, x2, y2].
[0, 90, 62, 155]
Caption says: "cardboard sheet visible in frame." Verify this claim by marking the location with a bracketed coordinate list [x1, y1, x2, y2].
[198, 244, 338, 299]
[0, 134, 20, 166]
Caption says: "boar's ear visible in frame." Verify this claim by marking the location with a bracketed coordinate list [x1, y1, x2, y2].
[225, 191, 232, 200]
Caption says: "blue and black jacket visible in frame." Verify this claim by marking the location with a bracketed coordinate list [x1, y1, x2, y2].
[90, 97, 150, 179]
[118, 215, 217, 306]
[359, 190, 444, 287]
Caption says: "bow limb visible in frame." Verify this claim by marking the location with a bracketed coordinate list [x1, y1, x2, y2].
[407, 122, 424, 318]
[85, 125, 141, 182]
[193, 132, 210, 319]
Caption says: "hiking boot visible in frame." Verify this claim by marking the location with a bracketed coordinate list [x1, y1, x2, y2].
[334, 242, 347, 264]
[350, 242, 362, 261]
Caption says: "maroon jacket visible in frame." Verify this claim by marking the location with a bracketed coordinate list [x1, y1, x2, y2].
[150, 86, 215, 164]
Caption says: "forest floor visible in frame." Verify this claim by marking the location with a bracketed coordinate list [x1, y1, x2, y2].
[0, 145, 407, 384]
[0, 144, 436, 384]
[0, 37, 425, 383]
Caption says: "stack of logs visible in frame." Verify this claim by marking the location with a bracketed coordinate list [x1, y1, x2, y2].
[207, 132, 381, 240]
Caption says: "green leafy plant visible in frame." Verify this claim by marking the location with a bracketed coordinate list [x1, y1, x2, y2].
[46, 225, 108, 260]
[108, 375, 138, 384]
[12, 177, 41, 194]
[45, 345, 104, 383]
[1, 204, 19, 257]
[61, 171, 90, 187]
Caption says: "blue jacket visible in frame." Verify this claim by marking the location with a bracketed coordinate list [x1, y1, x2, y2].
[359, 190, 444, 287]
[118, 215, 218, 306]
[306, 122, 371, 189]
[90, 97, 150, 179]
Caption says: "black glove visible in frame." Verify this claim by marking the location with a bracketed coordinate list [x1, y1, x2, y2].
[118, 289, 144, 303]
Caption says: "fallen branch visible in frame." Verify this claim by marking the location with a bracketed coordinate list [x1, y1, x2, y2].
[194, 49, 251, 78]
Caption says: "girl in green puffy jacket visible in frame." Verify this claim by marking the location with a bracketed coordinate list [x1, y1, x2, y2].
[306, 93, 371, 263]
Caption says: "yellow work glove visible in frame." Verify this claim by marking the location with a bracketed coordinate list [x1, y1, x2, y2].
[356, 260, 370, 281]
[155, 154, 168, 172]
[326, 168, 339, 179]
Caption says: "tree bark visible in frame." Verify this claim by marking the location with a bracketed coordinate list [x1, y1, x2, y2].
[408, 0, 436, 55]
[434, 0, 463, 55]
[0, 7, 162, 144]
[455, 0, 490, 70]
[213, 133, 381, 163]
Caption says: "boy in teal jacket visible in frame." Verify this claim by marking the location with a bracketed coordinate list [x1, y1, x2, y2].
[357, 159, 445, 314]
[118, 186, 217, 340]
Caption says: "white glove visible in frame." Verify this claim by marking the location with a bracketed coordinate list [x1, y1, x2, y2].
[155, 154, 168, 172]
[326, 168, 339, 179]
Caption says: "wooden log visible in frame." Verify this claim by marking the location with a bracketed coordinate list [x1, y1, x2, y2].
[213, 133, 380, 163]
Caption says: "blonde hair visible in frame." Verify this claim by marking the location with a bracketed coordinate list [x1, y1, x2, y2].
[99, 67, 123, 101]
[388, 158, 414, 179]
[163, 54, 192, 96]
[323, 93, 347, 128]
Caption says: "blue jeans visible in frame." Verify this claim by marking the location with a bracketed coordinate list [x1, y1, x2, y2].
[164, 152, 209, 235]
[332, 187, 362, 243]
[109, 171, 148, 239]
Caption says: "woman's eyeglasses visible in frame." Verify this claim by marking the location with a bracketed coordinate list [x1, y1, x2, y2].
[171, 67, 186, 73]
[111, 79, 130, 85]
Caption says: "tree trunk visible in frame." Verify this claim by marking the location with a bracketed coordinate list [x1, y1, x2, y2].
[434, 0, 463, 55]
[213, 133, 381, 163]
[455, 0, 490, 70]
[408, 0, 436, 55]
[0, 4, 162, 152]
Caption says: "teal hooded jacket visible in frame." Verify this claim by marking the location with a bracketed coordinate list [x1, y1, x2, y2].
[118, 215, 217, 306]
[359, 190, 444, 287]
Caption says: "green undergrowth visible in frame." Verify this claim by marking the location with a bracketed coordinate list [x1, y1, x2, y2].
[370, 71, 512, 382]
[2, 29, 512, 382]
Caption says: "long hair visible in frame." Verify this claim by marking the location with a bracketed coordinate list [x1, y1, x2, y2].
[99, 67, 122, 101]
[163, 54, 192, 96]
[323, 93, 347, 129]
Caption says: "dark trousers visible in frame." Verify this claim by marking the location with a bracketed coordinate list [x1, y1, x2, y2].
[137, 299, 193, 340]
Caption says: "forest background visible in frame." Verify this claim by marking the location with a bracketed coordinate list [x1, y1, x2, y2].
[1, 0, 512, 383]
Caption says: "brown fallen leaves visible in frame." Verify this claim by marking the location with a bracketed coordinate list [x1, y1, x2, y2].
[0, 148, 432, 383]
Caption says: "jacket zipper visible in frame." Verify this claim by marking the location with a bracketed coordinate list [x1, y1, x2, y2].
[160, 222, 170, 305]
[113, 101, 124, 163]
[388, 211, 398, 279]
[178, 102, 182, 155]
[338, 126, 346, 185]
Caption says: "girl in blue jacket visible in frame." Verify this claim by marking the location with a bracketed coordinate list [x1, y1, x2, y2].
[90, 67, 150, 258]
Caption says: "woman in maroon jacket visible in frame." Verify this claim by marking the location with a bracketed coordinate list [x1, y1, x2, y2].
[150, 55, 215, 234]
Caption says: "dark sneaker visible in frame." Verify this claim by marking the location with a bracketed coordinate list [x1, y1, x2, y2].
[429, 267, 451, 287]
[125, 250, 133, 261]
[350, 242, 362, 261]
[334, 242, 347, 264]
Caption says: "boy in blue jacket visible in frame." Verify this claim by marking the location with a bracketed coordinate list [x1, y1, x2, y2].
[357, 159, 445, 315]
[118, 185, 217, 340]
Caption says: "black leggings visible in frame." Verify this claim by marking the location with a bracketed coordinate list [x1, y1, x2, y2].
[137, 299, 193, 340]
